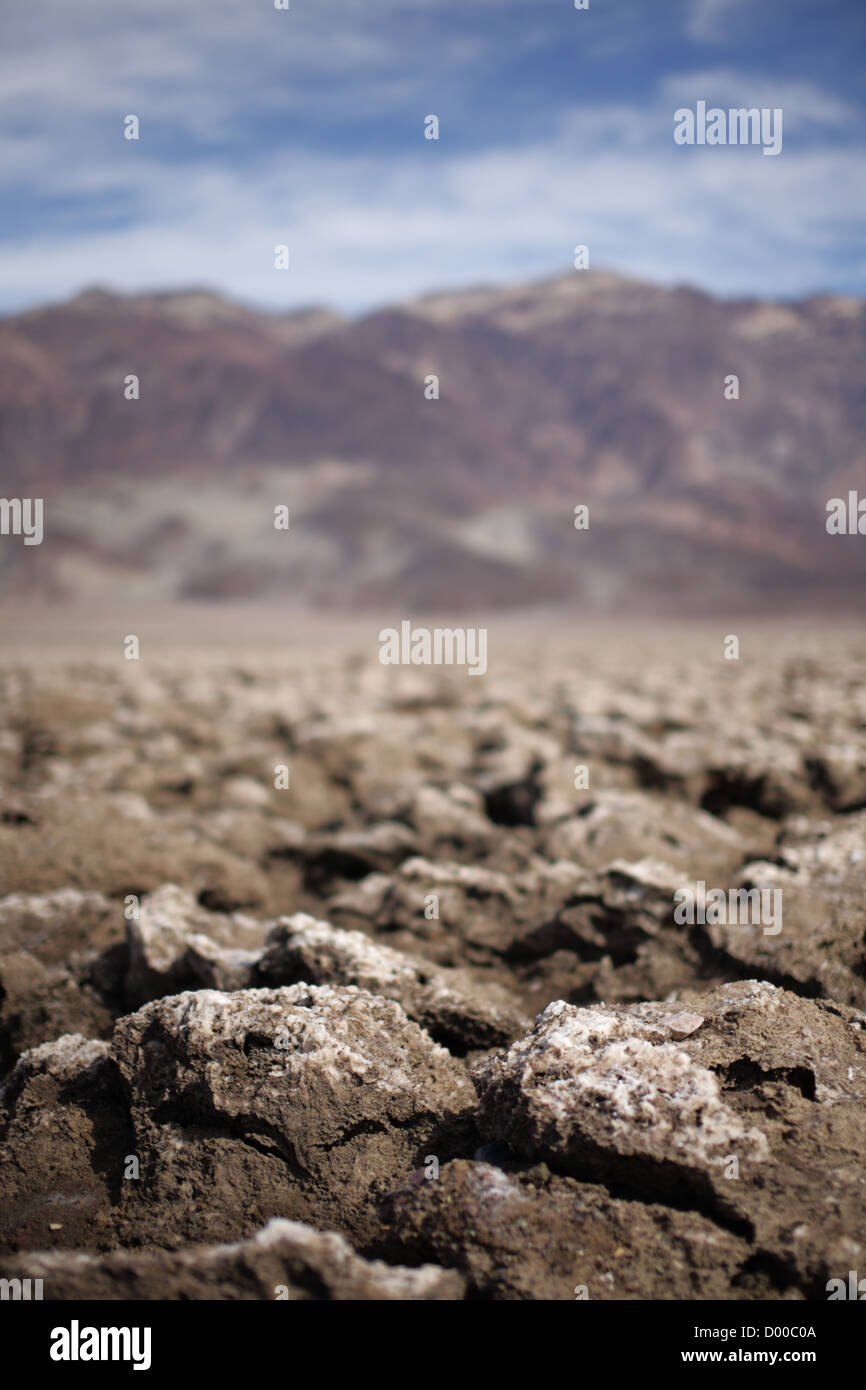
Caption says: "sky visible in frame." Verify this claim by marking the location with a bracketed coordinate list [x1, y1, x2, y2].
[1, 0, 864, 313]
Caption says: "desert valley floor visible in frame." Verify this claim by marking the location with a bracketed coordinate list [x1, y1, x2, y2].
[1, 615, 864, 1300]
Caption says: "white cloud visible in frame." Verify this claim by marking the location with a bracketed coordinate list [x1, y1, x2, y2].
[2, 99, 863, 313]
[0, 0, 518, 126]
[686, 0, 752, 44]
[0, 2, 862, 312]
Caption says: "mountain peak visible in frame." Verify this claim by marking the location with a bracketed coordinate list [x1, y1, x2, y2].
[404, 268, 663, 331]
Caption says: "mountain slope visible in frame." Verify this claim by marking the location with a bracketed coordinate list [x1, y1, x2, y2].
[1, 272, 864, 611]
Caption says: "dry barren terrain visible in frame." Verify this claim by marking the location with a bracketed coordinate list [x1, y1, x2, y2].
[1, 617, 865, 1299]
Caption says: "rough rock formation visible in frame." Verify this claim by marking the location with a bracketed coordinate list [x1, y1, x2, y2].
[474, 983, 866, 1292]
[0, 1218, 464, 1300]
[1, 628, 865, 1298]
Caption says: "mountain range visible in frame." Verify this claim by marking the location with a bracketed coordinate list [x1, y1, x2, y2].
[1, 270, 864, 613]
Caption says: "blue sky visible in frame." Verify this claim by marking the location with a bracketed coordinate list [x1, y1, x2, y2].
[1, 0, 864, 312]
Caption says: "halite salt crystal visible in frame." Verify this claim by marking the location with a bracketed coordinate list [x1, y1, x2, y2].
[664, 1011, 704, 1039]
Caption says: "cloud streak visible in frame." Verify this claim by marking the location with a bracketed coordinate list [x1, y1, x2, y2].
[1, 0, 863, 310]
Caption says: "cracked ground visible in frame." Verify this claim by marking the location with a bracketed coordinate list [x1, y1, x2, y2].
[1, 621, 865, 1300]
